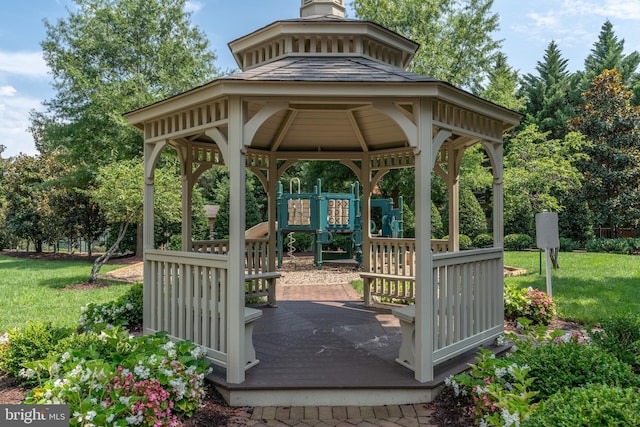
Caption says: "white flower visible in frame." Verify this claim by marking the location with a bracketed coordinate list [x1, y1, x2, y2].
[501, 408, 520, 427]
[60, 352, 71, 363]
[126, 303, 134, 310]
[0, 333, 10, 345]
[494, 367, 507, 378]
[85, 410, 97, 421]
[19, 368, 36, 379]
[134, 364, 150, 379]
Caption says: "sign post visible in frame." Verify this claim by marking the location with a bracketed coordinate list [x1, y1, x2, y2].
[535, 211, 559, 297]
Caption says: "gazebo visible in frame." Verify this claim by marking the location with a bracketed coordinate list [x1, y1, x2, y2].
[125, 0, 520, 406]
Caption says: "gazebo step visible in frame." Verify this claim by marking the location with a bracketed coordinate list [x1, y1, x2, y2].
[216, 385, 442, 407]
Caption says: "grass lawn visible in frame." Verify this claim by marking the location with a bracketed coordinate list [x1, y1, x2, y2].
[505, 251, 640, 325]
[0, 254, 133, 333]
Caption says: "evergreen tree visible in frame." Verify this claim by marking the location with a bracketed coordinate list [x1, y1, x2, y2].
[569, 69, 640, 234]
[520, 41, 574, 139]
[476, 52, 525, 112]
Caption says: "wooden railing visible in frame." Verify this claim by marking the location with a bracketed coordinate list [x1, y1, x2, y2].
[431, 248, 503, 364]
[144, 250, 229, 368]
[191, 239, 279, 306]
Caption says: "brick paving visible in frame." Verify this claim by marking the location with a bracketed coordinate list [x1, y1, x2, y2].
[229, 403, 439, 426]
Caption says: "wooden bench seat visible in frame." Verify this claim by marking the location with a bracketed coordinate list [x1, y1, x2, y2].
[391, 304, 416, 371]
[245, 271, 281, 307]
[359, 272, 415, 306]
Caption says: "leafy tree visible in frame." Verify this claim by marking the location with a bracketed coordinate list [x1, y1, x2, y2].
[352, 0, 501, 90]
[3, 154, 67, 252]
[569, 69, 640, 234]
[475, 52, 525, 112]
[87, 158, 182, 282]
[503, 125, 584, 237]
[31, 0, 219, 173]
[520, 41, 574, 139]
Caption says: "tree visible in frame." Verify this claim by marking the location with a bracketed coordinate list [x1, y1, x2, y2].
[475, 52, 525, 112]
[87, 158, 182, 282]
[503, 125, 584, 237]
[583, 21, 640, 88]
[520, 41, 574, 139]
[31, 0, 219, 171]
[352, 0, 502, 90]
[4, 154, 68, 252]
[212, 174, 265, 239]
[569, 69, 640, 234]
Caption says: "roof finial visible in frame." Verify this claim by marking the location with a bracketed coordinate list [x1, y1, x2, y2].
[300, 0, 345, 18]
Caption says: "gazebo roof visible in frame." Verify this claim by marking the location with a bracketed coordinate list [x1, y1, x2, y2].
[226, 56, 438, 82]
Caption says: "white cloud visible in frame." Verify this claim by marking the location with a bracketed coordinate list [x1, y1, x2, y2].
[0, 51, 48, 78]
[0, 85, 16, 97]
[0, 89, 40, 157]
[185, 1, 204, 14]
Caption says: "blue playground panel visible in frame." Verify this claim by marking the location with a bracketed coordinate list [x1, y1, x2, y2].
[276, 179, 403, 269]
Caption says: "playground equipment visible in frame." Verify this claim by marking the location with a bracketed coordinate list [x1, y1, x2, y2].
[276, 178, 403, 269]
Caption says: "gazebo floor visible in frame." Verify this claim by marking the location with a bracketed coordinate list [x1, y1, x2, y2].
[208, 285, 509, 407]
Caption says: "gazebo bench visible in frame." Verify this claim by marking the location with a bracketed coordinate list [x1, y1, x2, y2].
[359, 272, 415, 306]
[244, 306, 262, 369]
[391, 304, 416, 371]
[245, 272, 281, 307]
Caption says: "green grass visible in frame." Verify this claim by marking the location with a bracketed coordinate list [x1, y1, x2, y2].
[505, 251, 640, 325]
[0, 254, 133, 333]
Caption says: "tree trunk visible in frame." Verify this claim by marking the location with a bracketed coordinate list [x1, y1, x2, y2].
[550, 247, 559, 269]
[136, 223, 144, 257]
[88, 222, 131, 283]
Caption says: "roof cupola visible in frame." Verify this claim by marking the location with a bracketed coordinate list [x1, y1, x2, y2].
[300, 0, 346, 18]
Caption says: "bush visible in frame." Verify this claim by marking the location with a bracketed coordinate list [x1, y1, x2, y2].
[504, 233, 533, 251]
[442, 234, 473, 250]
[514, 342, 640, 401]
[284, 232, 313, 253]
[79, 283, 143, 332]
[589, 313, 640, 373]
[0, 321, 72, 380]
[585, 237, 639, 254]
[504, 284, 556, 325]
[473, 233, 493, 248]
[559, 237, 579, 252]
[523, 384, 640, 426]
[23, 328, 211, 424]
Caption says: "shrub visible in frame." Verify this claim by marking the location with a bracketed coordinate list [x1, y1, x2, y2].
[442, 234, 473, 250]
[446, 348, 538, 426]
[504, 285, 556, 325]
[0, 321, 72, 380]
[284, 232, 313, 253]
[23, 328, 211, 425]
[514, 342, 640, 401]
[473, 233, 493, 248]
[504, 234, 533, 251]
[79, 283, 143, 332]
[559, 237, 579, 252]
[523, 384, 640, 427]
[589, 313, 640, 373]
[585, 237, 638, 254]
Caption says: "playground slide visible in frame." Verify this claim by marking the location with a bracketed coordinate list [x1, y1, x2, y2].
[245, 221, 274, 238]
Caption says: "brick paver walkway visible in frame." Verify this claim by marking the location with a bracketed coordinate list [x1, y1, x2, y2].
[229, 403, 438, 426]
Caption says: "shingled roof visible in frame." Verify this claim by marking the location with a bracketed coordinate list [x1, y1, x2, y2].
[225, 56, 439, 83]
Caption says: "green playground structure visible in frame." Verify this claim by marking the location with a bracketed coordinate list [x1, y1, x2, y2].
[276, 178, 403, 269]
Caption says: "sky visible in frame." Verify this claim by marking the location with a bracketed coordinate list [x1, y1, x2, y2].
[1, 0, 640, 158]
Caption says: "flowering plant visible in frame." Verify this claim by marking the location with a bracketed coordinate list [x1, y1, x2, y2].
[447, 348, 539, 426]
[504, 284, 555, 325]
[22, 328, 210, 426]
[79, 283, 142, 332]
